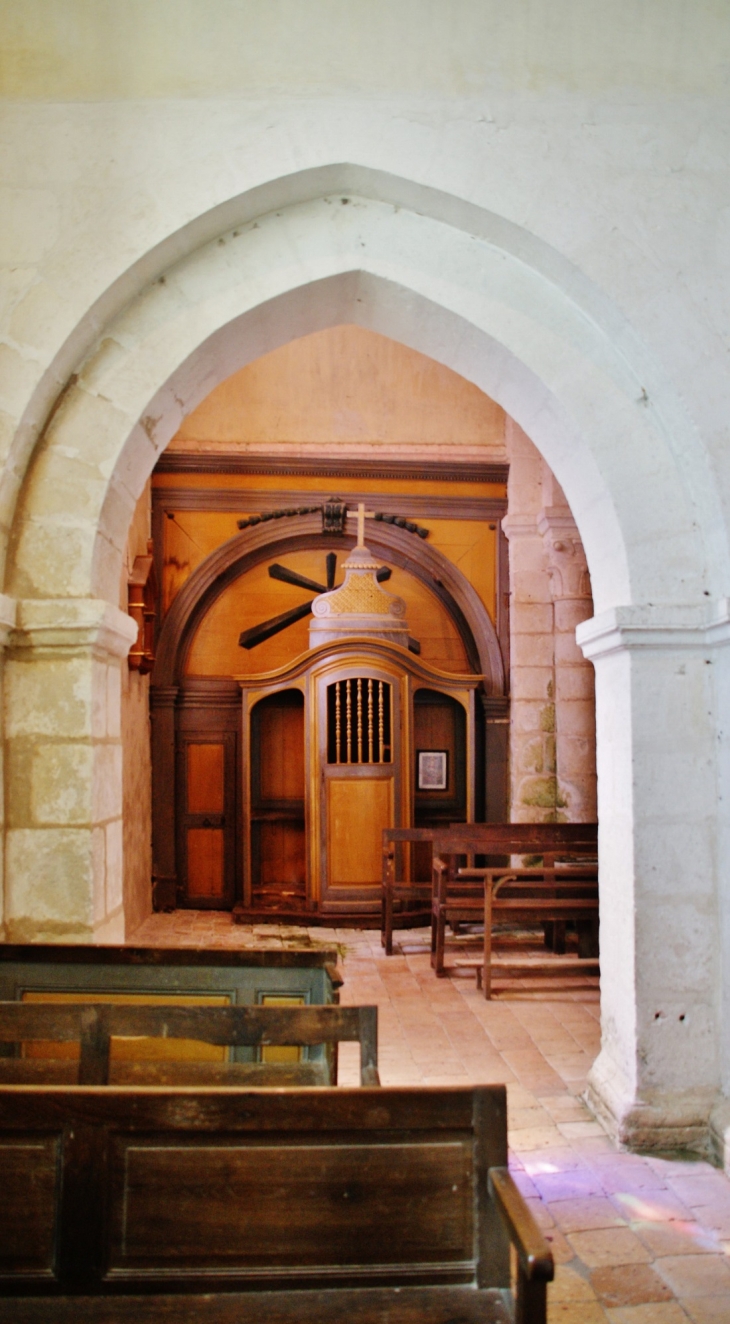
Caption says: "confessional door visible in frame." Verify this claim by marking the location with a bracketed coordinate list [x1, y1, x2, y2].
[318, 670, 402, 913]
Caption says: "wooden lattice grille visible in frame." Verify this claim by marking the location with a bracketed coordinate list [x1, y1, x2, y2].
[327, 678, 392, 764]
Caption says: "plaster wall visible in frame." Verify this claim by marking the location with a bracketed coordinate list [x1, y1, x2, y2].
[1, 0, 729, 1155]
[172, 324, 506, 457]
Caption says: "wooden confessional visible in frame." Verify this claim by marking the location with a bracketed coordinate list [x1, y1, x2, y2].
[238, 641, 481, 918]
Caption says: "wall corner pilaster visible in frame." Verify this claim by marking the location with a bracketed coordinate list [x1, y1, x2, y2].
[3, 597, 136, 943]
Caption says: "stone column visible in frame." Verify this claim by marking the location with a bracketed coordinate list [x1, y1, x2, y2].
[538, 496, 597, 821]
[502, 510, 559, 821]
[579, 607, 720, 1152]
[3, 598, 137, 943]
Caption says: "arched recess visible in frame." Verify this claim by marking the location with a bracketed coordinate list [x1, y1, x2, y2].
[3, 170, 727, 1159]
[153, 516, 505, 694]
[150, 515, 504, 916]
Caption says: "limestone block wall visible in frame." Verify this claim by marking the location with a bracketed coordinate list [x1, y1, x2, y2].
[2, 600, 135, 943]
[505, 420, 596, 823]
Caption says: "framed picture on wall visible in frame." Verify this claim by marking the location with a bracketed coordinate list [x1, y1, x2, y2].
[417, 750, 448, 791]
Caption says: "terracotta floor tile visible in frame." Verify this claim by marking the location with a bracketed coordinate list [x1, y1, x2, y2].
[549, 1263, 600, 1300]
[567, 1227, 654, 1267]
[602, 1181, 675, 1204]
[666, 1176, 730, 1211]
[611, 1191, 695, 1224]
[533, 1170, 607, 1201]
[549, 1196, 628, 1232]
[590, 1263, 675, 1307]
[512, 1170, 540, 1198]
[654, 1255, 730, 1298]
[509, 1105, 553, 1128]
[509, 1126, 567, 1152]
[633, 1222, 722, 1258]
[683, 1298, 730, 1321]
[558, 1120, 609, 1140]
[549, 1302, 609, 1321]
[604, 1306, 691, 1323]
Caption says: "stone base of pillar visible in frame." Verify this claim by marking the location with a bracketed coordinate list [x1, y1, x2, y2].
[587, 1050, 717, 1157]
[709, 1098, 730, 1173]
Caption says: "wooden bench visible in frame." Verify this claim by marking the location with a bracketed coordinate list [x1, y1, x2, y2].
[458, 866, 599, 998]
[0, 942, 343, 1080]
[381, 826, 438, 954]
[431, 824, 598, 979]
[0, 1001, 380, 1086]
[0, 1082, 553, 1323]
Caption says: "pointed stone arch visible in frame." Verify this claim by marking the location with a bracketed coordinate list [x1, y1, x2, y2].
[3, 169, 728, 1159]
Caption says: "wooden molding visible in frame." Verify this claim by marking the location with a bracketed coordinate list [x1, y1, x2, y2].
[154, 452, 509, 484]
[152, 485, 507, 523]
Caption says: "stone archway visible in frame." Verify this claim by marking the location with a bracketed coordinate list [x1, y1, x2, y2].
[3, 169, 729, 1157]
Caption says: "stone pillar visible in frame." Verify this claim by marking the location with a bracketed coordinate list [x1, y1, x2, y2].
[579, 608, 720, 1152]
[504, 424, 597, 825]
[502, 510, 559, 821]
[538, 488, 597, 822]
[3, 598, 137, 943]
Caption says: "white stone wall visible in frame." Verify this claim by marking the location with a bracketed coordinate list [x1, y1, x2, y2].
[1, 1, 730, 1156]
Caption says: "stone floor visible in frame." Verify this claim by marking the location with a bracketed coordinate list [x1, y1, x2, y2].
[134, 911, 730, 1323]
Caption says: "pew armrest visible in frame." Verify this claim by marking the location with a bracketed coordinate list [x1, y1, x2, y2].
[490, 1167, 553, 1280]
[490, 1166, 553, 1324]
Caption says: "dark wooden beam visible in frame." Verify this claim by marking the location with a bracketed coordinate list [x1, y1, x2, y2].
[239, 600, 314, 649]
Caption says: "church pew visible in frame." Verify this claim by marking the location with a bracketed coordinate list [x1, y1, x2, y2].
[430, 824, 598, 977]
[0, 1082, 553, 1324]
[382, 823, 598, 958]
[453, 867, 599, 998]
[0, 1000, 380, 1087]
[0, 942, 343, 1080]
[381, 826, 438, 954]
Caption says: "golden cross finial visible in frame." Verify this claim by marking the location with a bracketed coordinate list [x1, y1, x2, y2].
[354, 501, 376, 547]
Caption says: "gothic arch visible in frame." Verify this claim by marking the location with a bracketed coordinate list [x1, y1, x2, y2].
[4, 168, 728, 1158]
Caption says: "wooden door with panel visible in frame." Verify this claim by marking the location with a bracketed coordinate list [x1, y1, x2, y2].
[176, 732, 237, 908]
[318, 668, 404, 915]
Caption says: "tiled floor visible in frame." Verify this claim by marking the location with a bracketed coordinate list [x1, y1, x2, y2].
[134, 911, 730, 1322]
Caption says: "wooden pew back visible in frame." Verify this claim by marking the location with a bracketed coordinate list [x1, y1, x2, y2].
[436, 822, 598, 858]
[430, 825, 598, 979]
[0, 1002, 379, 1087]
[0, 943, 344, 1081]
[0, 1083, 552, 1321]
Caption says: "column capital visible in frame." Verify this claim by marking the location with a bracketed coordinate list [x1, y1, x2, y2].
[500, 513, 539, 541]
[11, 598, 137, 660]
[537, 506, 591, 599]
[577, 600, 730, 660]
